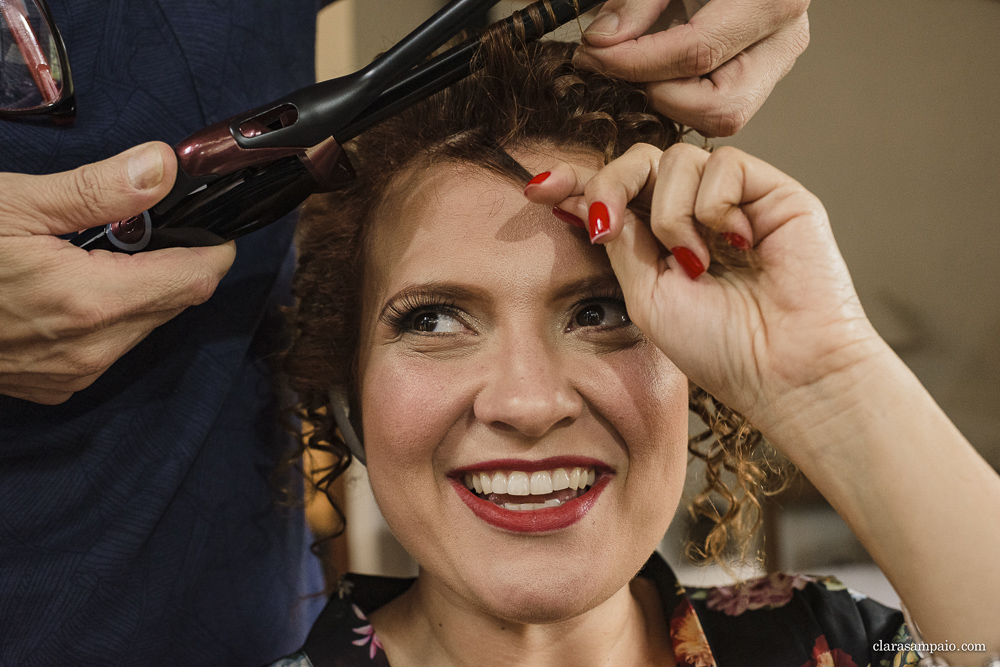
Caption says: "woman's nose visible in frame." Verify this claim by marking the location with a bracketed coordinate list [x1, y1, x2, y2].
[472, 336, 583, 438]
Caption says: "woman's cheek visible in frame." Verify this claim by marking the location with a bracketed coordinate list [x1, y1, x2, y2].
[361, 354, 467, 471]
[591, 345, 688, 443]
[603, 347, 689, 496]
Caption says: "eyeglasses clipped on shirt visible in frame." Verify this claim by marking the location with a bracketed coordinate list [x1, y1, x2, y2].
[0, 0, 74, 122]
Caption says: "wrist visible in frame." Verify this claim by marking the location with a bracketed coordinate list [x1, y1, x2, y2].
[751, 336, 907, 466]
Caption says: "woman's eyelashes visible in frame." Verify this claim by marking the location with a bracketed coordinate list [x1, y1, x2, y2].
[379, 291, 634, 338]
[382, 296, 471, 336]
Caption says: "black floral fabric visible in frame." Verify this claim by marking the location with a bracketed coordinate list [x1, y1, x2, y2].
[269, 552, 922, 667]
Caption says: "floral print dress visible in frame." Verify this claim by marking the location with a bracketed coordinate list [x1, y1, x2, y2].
[267, 552, 920, 667]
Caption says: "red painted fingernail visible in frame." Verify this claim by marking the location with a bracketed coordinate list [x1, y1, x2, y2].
[588, 201, 611, 243]
[721, 232, 751, 251]
[525, 171, 551, 189]
[552, 207, 585, 228]
[670, 246, 705, 280]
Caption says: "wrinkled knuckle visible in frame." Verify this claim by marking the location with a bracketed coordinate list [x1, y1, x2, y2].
[70, 165, 110, 222]
[793, 188, 825, 215]
[711, 115, 743, 138]
[623, 142, 657, 157]
[661, 142, 705, 165]
[711, 146, 743, 162]
[649, 213, 671, 236]
[687, 35, 729, 76]
[186, 267, 221, 306]
[707, 103, 751, 137]
[622, 142, 663, 167]
[621, 44, 653, 81]
[74, 302, 122, 332]
[64, 300, 119, 334]
[791, 18, 811, 54]
[71, 347, 115, 378]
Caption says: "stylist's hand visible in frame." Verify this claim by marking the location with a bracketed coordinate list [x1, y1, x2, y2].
[0, 143, 236, 405]
[524, 144, 886, 431]
[574, 0, 809, 136]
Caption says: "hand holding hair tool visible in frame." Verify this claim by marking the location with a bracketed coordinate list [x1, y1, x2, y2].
[71, 0, 601, 253]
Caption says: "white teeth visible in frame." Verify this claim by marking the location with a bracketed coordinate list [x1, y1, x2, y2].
[507, 471, 530, 496]
[529, 471, 553, 495]
[462, 466, 598, 498]
[503, 501, 562, 511]
[479, 472, 492, 494]
[491, 471, 508, 494]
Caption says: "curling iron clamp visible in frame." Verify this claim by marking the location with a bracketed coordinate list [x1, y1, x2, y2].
[71, 0, 602, 253]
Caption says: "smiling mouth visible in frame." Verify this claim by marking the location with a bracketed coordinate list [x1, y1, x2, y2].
[462, 467, 597, 511]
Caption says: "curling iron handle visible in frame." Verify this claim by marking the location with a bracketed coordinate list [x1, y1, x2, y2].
[69, 210, 228, 253]
[70, 141, 353, 254]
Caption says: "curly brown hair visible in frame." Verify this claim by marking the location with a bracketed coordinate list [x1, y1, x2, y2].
[283, 17, 781, 567]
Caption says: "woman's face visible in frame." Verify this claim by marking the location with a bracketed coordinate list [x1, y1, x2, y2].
[358, 148, 689, 624]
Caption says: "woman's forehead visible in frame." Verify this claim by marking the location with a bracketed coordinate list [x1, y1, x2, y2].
[365, 159, 612, 297]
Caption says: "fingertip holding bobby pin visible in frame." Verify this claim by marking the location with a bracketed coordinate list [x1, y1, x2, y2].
[69, 0, 601, 254]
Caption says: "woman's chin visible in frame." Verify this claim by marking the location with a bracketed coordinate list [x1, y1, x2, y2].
[476, 589, 602, 626]
[458, 561, 626, 626]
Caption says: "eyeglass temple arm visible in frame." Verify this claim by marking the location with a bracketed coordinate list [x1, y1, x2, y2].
[0, 0, 59, 102]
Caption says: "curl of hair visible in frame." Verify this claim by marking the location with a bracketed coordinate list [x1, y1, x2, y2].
[283, 28, 781, 570]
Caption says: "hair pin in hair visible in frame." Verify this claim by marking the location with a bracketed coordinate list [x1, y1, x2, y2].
[329, 387, 366, 465]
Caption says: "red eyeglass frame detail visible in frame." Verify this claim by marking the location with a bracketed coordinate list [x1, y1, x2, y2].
[0, 0, 75, 120]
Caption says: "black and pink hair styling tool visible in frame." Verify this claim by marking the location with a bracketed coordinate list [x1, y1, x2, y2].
[70, 0, 601, 253]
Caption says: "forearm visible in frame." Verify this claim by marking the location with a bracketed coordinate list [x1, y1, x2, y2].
[765, 344, 1000, 664]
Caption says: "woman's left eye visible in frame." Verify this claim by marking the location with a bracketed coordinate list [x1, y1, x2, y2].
[569, 300, 631, 330]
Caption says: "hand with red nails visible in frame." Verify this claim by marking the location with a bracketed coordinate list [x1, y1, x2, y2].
[525, 143, 1000, 659]
[573, 0, 810, 137]
[0, 143, 236, 404]
[523, 143, 883, 434]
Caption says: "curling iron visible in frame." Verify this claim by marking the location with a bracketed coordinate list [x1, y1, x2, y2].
[71, 0, 601, 253]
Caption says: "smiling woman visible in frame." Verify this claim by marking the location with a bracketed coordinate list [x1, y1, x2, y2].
[274, 13, 1000, 667]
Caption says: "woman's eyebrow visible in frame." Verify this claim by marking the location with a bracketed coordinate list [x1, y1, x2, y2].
[548, 274, 623, 302]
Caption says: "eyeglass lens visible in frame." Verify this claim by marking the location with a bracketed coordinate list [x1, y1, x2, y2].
[0, 0, 63, 112]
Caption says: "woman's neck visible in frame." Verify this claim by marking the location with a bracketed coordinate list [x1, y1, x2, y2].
[369, 573, 675, 667]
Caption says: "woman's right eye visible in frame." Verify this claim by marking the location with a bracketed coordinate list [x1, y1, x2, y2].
[406, 310, 466, 334]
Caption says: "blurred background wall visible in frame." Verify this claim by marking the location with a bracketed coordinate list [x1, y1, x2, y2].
[310, 0, 1000, 600]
